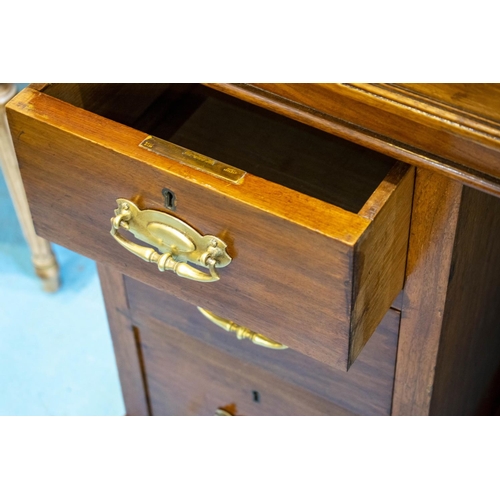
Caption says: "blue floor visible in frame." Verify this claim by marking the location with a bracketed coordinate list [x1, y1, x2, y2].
[0, 89, 125, 415]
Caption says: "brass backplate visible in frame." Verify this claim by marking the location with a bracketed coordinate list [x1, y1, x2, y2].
[114, 199, 231, 269]
[139, 135, 246, 184]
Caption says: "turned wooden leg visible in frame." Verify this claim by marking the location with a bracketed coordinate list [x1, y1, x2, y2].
[0, 83, 59, 292]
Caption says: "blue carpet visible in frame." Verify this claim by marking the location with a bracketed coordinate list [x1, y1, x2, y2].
[0, 85, 125, 415]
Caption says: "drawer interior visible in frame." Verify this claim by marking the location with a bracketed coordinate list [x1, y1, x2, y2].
[42, 83, 396, 213]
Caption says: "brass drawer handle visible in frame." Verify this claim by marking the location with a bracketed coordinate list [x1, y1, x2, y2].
[215, 408, 234, 416]
[110, 199, 231, 283]
[197, 307, 288, 350]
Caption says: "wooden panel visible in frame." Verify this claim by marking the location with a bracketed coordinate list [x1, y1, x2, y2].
[429, 186, 500, 415]
[7, 86, 411, 370]
[205, 83, 500, 196]
[394, 84, 500, 124]
[394, 169, 500, 415]
[392, 169, 463, 416]
[125, 276, 400, 416]
[97, 264, 150, 416]
[137, 315, 354, 416]
[350, 164, 414, 363]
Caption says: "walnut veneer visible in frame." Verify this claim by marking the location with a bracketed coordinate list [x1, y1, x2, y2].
[6, 83, 500, 416]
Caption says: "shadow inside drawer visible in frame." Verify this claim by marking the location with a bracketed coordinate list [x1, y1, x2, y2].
[43, 83, 396, 213]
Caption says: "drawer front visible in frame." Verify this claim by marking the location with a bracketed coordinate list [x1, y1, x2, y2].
[138, 311, 355, 416]
[125, 276, 400, 416]
[7, 84, 413, 370]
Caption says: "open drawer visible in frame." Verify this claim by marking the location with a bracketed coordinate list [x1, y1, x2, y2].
[7, 83, 414, 370]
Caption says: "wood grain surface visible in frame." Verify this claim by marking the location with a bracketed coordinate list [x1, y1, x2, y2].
[125, 276, 400, 416]
[392, 170, 463, 415]
[135, 314, 355, 416]
[7, 86, 410, 370]
[393, 84, 500, 124]
[429, 186, 500, 415]
[205, 83, 500, 196]
[393, 168, 500, 415]
[350, 164, 414, 363]
[97, 264, 150, 416]
[10, 83, 500, 416]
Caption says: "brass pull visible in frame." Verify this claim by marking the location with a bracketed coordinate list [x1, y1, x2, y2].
[197, 307, 288, 350]
[215, 408, 234, 416]
[110, 199, 231, 283]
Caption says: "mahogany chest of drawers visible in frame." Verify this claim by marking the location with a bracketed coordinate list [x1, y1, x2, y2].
[7, 83, 500, 415]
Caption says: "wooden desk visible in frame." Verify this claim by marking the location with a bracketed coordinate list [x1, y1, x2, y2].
[6, 84, 500, 415]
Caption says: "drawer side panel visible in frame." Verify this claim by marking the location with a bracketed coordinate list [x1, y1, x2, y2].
[350, 165, 415, 365]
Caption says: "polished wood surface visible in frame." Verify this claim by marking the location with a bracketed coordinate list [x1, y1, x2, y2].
[97, 264, 150, 416]
[7, 83, 500, 415]
[394, 84, 500, 123]
[206, 83, 500, 196]
[136, 312, 354, 416]
[125, 276, 400, 416]
[392, 169, 463, 415]
[7, 85, 412, 370]
[394, 169, 500, 415]
[429, 186, 500, 415]
[350, 164, 413, 363]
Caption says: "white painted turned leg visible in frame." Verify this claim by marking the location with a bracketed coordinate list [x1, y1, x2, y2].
[0, 83, 59, 292]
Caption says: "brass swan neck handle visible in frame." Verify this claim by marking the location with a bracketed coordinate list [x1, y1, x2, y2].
[197, 307, 288, 350]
